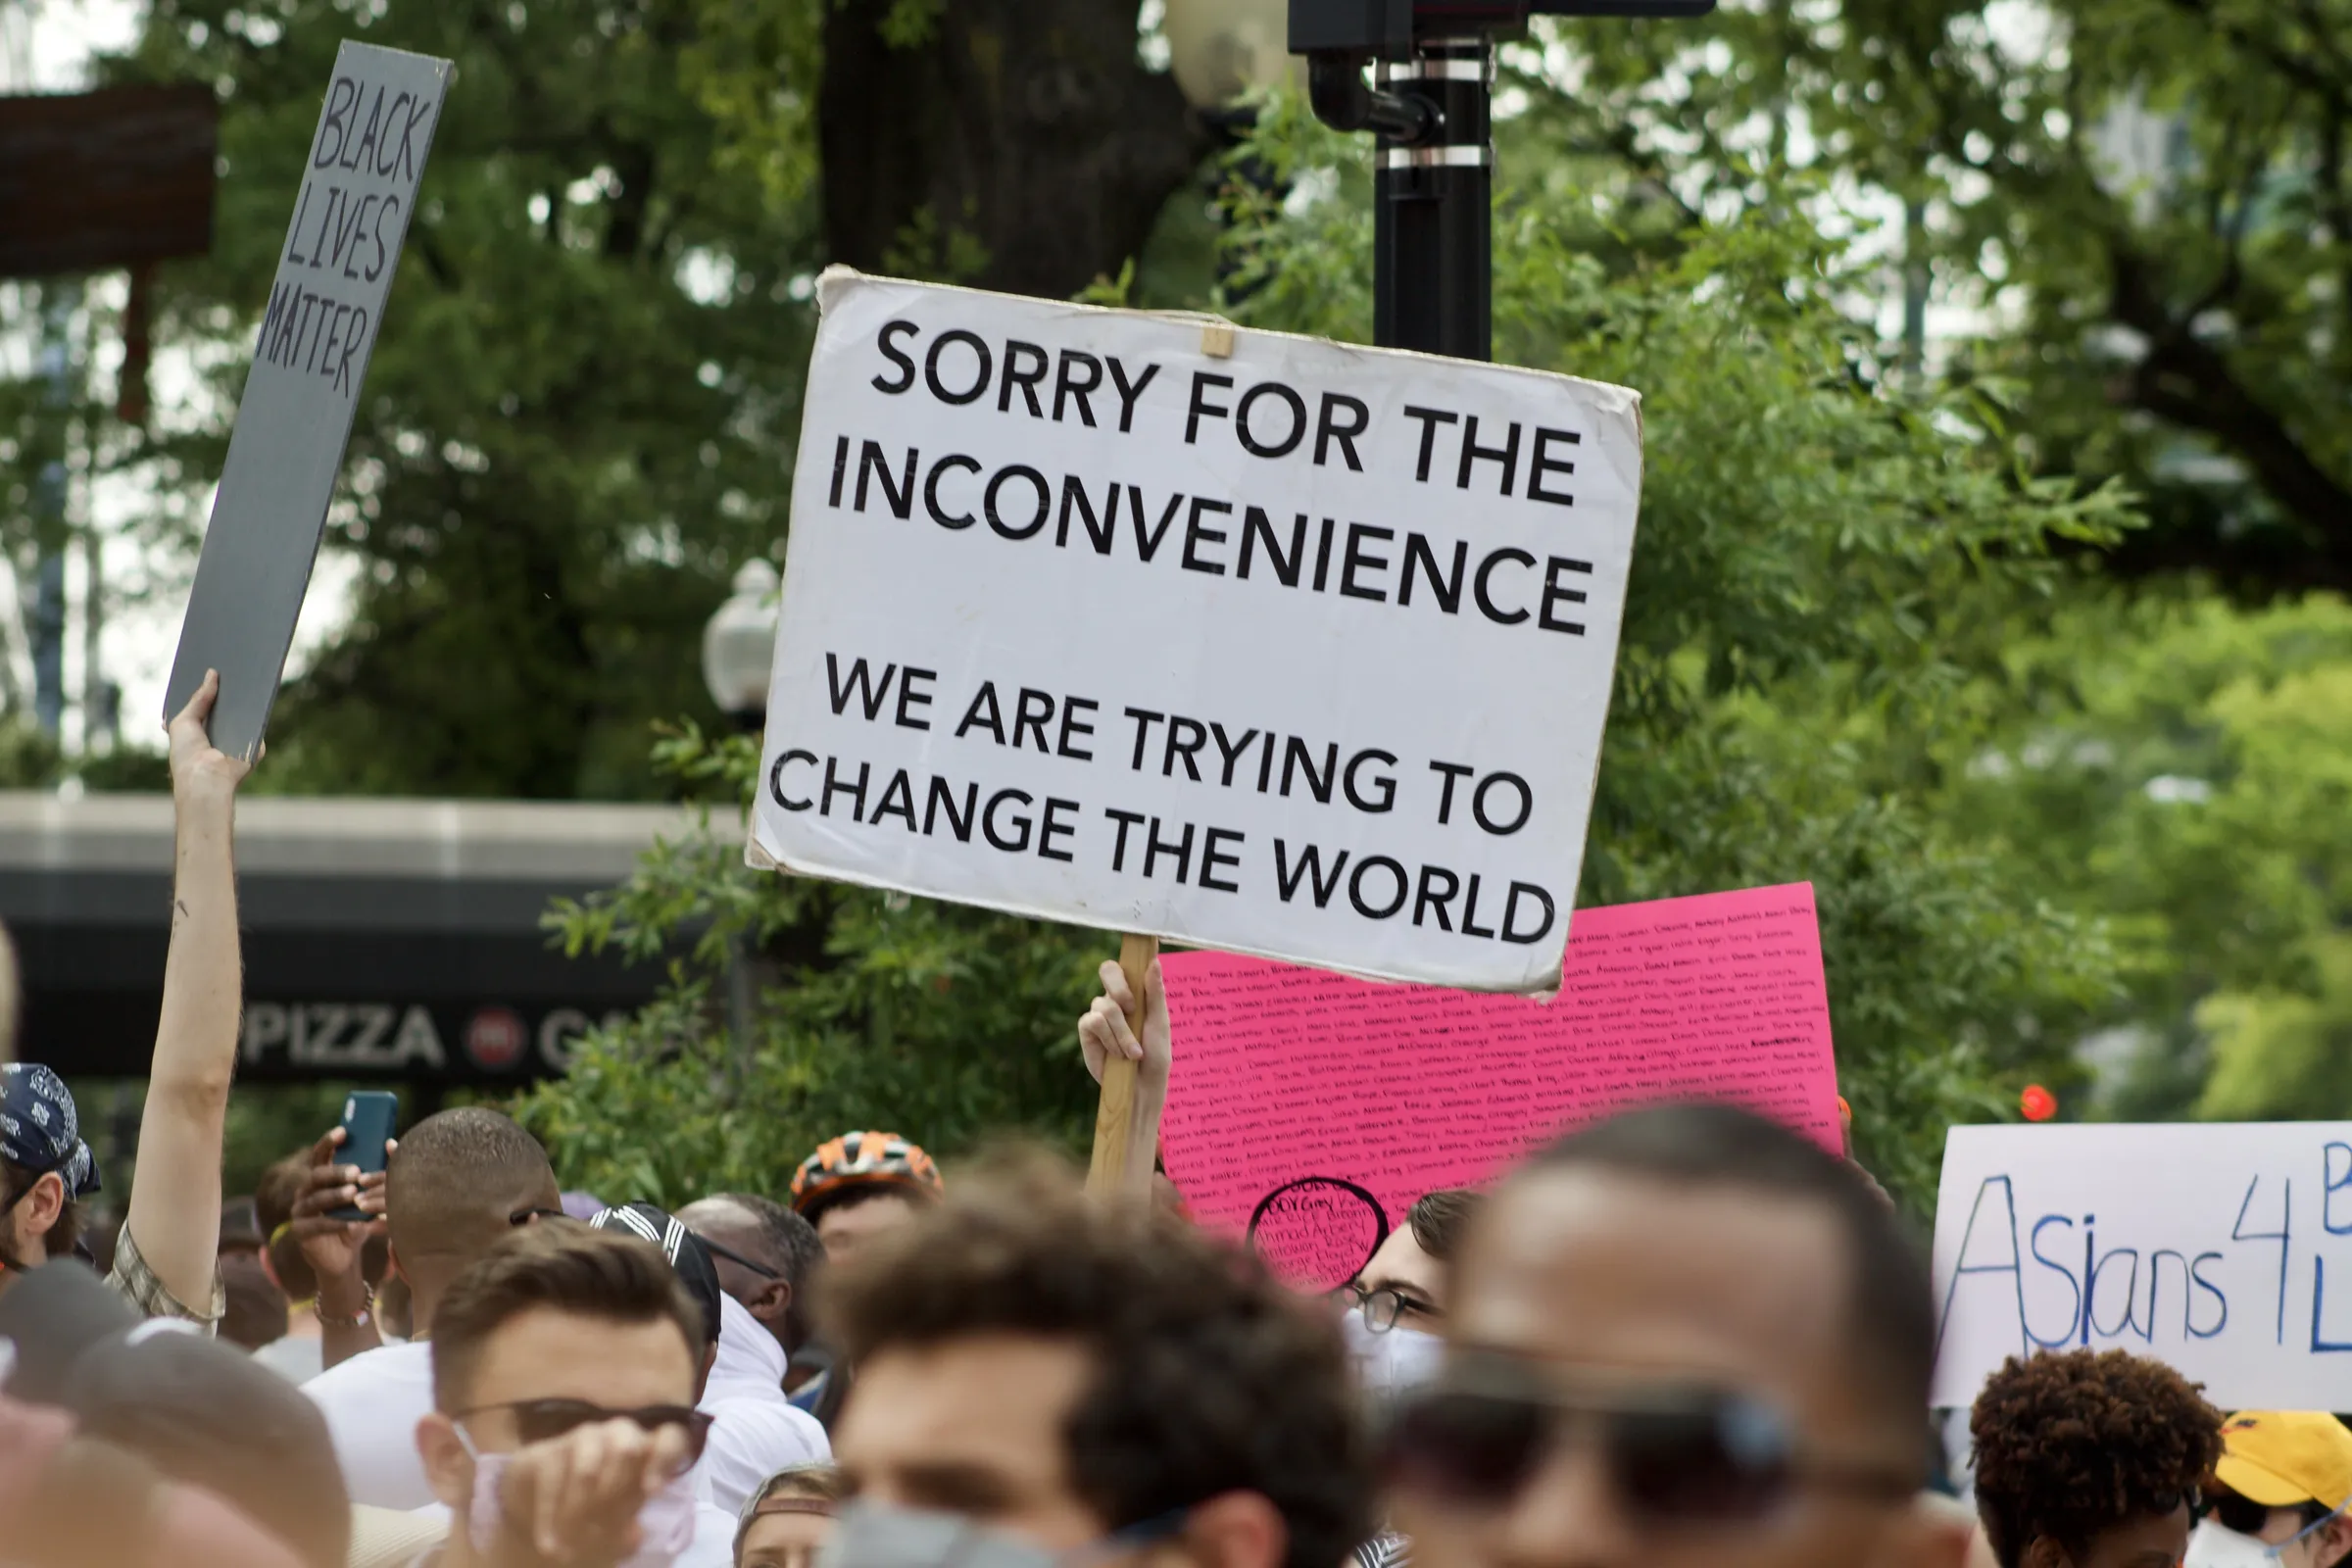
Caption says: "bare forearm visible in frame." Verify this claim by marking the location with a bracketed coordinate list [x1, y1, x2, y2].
[124, 796, 242, 1313]
[316, 1274, 383, 1369]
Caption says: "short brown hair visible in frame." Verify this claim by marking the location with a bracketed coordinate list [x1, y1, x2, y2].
[1405, 1189, 1483, 1262]
[823, 1150, 1374, 1568]
[430, 1223, 704, 1414]
[256, 1152, 317, 1300]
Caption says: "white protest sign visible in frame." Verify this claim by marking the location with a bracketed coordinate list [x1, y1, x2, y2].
[750, 270, 1645, 992]
[1933, 1122, 2352, 1410]
[165, 40, 453, 761]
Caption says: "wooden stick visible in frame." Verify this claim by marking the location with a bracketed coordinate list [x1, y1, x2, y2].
[1085, 932, 1158, 1199]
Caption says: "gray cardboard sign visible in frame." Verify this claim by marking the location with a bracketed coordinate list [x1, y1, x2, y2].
[164, 41, 454, 761]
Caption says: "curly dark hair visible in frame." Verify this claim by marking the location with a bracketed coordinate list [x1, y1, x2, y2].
[1971, 1348, 2222, 1568]
[822, 1149, 1375, 1568]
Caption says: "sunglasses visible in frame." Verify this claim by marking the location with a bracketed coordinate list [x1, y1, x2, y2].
[2198, 1492, 2327, 1537]
[699, 1234, 783, 1281]
[456, 1398, 715, 1461]
[1381, 1358, 1919, 1529]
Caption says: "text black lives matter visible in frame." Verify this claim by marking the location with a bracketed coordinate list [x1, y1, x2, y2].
[253, 74, 438, 398]
[822, 318, 1604, 636]
[766, 653, 1562, 950]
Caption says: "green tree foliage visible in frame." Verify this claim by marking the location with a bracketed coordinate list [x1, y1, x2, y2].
[510, 723, 1106, 1204]
[515, 114, 2136, 1206]
[1544, 0, 2352, 593]
[1948, 594, 2352, 1121]
[104, 0, 820, 798]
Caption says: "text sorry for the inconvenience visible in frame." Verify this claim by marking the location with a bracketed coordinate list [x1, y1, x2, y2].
[750, 270, 1647, 992]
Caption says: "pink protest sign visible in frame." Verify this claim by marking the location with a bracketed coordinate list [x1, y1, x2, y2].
[1159, 882, 1840, 1290]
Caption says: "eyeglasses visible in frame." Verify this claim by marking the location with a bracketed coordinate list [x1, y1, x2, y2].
[1381, 1357, 1919, 1530]
[1333, 1281, 1441, 1333]
[455, 1398, 715, 1461]
[699, 1234, 783, 1281]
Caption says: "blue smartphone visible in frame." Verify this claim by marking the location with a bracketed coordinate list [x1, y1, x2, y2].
[330, 1092, 399, 1223]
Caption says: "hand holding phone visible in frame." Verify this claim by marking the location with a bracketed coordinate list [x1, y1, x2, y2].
[326, 1093, 398, 1223]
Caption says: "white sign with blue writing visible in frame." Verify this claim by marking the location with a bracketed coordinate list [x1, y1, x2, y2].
[1932, 1123, 2352, 1409]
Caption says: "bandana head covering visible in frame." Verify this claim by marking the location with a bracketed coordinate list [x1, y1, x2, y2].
[0, 1064, 100, 1199]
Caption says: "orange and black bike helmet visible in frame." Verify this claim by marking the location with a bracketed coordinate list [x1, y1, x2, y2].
[790, 1130, 943, 1221]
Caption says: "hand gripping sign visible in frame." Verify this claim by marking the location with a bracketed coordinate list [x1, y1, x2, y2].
[749, 270, 1644, 995]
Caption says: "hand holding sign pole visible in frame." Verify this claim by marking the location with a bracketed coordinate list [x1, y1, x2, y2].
[1085, 933, 1160, 1200]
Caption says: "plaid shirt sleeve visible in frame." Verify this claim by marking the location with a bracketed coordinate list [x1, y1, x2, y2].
[103, 1220, 224, 1332]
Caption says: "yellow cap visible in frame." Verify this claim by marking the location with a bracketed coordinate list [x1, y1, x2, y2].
[2216, 1412, 2352, 1510]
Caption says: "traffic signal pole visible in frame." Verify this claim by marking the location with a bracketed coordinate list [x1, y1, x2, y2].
[1374, 39, 1494, 359]
[1292, 0, 1714, 361]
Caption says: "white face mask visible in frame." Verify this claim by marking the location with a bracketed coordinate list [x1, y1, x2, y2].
[2187, 1522, 2286, 1568]
[2185, 1514, 2340, 1568]
[1342, 1305, 1445, 1400]
[459, 1427, 699, 1568]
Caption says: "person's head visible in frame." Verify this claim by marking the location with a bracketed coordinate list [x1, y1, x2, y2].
[823, 1149, 1372, 1568]
[2190, 1411, 2352, 1568]
[791, 1132, 942, 1262]
[681, 1192, 825, 1357]
[587, 1200, 725, 1395]
[1970, 1348, 2221, 1568]
[1391, 1102, 1947, 1568]
[1342, 1189, 1483, 1405]
[383, 1107, 562, 1324]
[416, 1224, 710, 1544]
[220, 1250, 289, 1351]
[1352, 1189, 1483, 1332]
[736, 1465, 847, 1568]
[0, 1062, 98, 1271]
[0, 1259, 353, 1568]
[255, 1149, 318, 1300]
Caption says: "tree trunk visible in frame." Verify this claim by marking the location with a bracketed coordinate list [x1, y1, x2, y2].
[818, 0, 1207, 300]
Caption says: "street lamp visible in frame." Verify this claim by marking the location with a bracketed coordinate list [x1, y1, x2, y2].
[1162, 0, 1298, 109]
[700, 557, 780, 1088]
[702, 559, 780, 724]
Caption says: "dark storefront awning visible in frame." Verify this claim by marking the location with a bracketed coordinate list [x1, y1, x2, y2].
[0, 793, 700, 1085]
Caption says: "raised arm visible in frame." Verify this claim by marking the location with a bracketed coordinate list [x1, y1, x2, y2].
[119, 669, 251, 1321]
[1077, 956, 1171, 1204]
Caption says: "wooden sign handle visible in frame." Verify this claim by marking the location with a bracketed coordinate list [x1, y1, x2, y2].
[1085, 932, 1159, 1200]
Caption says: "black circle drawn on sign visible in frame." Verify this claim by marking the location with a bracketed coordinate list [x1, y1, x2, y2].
[1247, 1176, 1392, 1293]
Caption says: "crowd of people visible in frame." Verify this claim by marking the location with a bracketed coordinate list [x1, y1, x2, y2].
[4, 683, 2351, 1568]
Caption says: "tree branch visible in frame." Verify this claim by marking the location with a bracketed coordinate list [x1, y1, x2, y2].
[2107, 235, 2352, 561]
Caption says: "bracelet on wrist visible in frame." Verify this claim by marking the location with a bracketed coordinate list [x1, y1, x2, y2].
[315, 1293, 373, 1331]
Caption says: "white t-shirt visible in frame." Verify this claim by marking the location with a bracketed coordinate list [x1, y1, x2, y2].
[252, 1334, 325, 1384]
[699, 1295, 832, 1515]
[305, 1340, 439, 1509]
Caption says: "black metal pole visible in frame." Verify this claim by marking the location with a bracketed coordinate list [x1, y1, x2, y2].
[1373, 37, 1494, 359]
